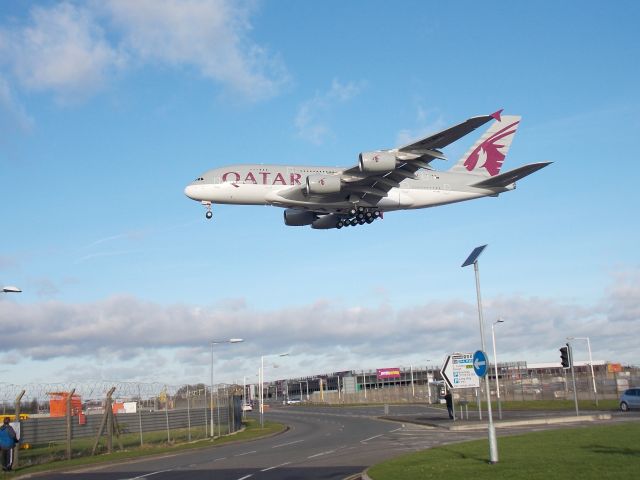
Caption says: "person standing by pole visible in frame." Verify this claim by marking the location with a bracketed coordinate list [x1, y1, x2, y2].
[0, 417, 18, 471]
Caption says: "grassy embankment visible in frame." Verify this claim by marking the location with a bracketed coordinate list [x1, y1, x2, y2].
[14, 419, 284, 476]
[368, 422, 640, 480]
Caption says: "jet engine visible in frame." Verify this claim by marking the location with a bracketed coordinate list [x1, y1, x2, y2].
[283, 209, 315, 226]
[358, 151, 396, 172]
[311, 214, 340, 229]
[305, 174, 341, 194]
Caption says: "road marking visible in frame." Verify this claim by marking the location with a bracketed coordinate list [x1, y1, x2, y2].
[388, 427, 403, 432]
[307, 450, 334, 459]
[212, 457, 227, 462]
[261, 461, 291, 472]
[122, 470, 174, 480]
[237, 475, 253, 480]
[360, 434, 383, 443]
[234, 450, 256, 457]
[271, 439, 304, 448]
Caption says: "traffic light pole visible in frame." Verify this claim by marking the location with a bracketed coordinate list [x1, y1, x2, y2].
[568, 343, 579, 416]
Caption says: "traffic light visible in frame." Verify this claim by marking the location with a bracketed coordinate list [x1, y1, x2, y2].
[560, 344, 570, 369]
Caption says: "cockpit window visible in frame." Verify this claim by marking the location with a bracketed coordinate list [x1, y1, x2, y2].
[194, 177, 204, 181]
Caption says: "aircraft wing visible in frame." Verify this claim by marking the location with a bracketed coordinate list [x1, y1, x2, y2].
[337, 110, 502, 204]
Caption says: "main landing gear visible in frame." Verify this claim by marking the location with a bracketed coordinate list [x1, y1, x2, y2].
[202, 201, 213, 219]
[336, 206, 381, 229]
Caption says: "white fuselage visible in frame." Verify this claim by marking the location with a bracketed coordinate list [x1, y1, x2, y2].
[184, 164, 505, 214]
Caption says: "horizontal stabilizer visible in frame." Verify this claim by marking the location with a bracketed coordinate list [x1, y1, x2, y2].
[470, 162, 552, 188]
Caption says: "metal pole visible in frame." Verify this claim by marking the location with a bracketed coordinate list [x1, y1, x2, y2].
[586, 338, 598, 406]
[492, 321, 503, 420]
[210, 343, 215, 437]
[186, 384, 191, 442]
[410, 365, 415, 398]
[568, 342, 579, 416]
[260, 356, 264, 428]
[474, 260, 498, 464]
[138, 385, 143, 446]
[217, 384, 221, 438]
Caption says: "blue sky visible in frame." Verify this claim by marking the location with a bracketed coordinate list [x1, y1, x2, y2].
[1, 0, 639, 387]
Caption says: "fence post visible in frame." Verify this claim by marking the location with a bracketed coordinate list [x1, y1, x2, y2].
[13, 390, 25, 468]
[66, 388, 76, 460]
[138, 385, 143, 447]
[186, 385, 191, 442]
[164, 387, 170, 443]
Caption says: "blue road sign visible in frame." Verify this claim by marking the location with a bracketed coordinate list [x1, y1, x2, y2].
[473, 350, 488, 377]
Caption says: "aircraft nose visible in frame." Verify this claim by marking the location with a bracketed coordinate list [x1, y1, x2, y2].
[184, 184, 197, 199]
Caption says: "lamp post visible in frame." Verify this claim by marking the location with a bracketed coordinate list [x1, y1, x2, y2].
[567, 336, 598, 406]
[2, 286, 21, 293]
[210, 338, 243, 437]
[492, 319, 505, 419]
[462, 244, 498, 464]
[260, 353, 289, 428]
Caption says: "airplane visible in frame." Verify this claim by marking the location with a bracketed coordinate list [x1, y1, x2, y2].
[184, 110, 551, 229]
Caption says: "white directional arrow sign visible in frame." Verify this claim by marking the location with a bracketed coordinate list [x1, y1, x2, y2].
[441, 353, 480, 389]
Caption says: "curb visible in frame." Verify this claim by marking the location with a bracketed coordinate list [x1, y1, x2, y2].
[380, 413, 612, 431]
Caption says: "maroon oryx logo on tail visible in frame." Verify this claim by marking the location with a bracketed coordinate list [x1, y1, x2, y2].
[464, 120, 520, 176]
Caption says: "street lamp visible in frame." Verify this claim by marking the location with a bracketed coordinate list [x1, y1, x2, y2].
[210, 338, 244, 437]
[260, 352, 289, 428]
[462, 244, 498, 464]
[567, 336, 598, 406]
[492, 319, 505, 419]
[2, 286, 21, 293]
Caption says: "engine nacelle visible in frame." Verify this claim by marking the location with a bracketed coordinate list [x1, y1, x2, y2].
[283, 209, 315, 226]
[359, 151, 396, 172]
[311, 214, 340, 229]
[306, 174, 341, 195]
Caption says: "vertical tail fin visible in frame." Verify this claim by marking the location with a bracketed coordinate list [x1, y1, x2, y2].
[449, 114, 521, 177]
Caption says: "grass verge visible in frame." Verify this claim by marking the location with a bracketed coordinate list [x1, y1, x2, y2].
[14, 419, 284, 477]
[367, 422, 640, 480]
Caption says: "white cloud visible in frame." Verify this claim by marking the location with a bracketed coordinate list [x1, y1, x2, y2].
[103, 0, 288, 101]
[2, 2, 125, 103]
[1, 268, 638, 384]
[0, 0, 288, 105]
[295, 79, 365, 145]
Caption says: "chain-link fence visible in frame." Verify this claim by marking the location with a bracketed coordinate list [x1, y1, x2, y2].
[0, 382, 245, 468]
[304, 365, 640, 405]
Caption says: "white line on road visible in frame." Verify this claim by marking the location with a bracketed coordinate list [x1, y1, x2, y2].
[212, 457, 227, 462]
[237, 475, 253, 480]
[307, 450, 335, 459]
[234, 450, 257, 457]
[388, 427, 403, 432]
[360, 434, 383, 443]
[271, 439, 304, 448]
[122, 469, 174, 480]
[261, 461, 291, 472]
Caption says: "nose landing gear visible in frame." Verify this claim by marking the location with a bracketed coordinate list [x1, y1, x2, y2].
[202, 201, 213, 220]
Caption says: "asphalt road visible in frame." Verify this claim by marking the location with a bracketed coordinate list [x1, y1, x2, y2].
[26, 404, 639, 480]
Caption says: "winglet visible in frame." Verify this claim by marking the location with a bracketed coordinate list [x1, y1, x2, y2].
[490, 109, 503, 121]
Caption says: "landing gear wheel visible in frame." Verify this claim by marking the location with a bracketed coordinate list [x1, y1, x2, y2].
[349, 208, 357, 216]
[337, 222, 343, 229]
[366, 217, 374, 224]
[358, 218, 366, 225]
[350, 218, 358, 226]
[205, 211, 213, 220]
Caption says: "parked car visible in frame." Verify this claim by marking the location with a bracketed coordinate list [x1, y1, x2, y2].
[619, 388, 640, 411]
[241, 403, 253, 412]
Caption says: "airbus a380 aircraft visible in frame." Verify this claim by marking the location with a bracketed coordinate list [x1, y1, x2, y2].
[184, 110, 550, 229]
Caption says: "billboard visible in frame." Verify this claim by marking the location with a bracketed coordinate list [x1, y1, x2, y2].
[377, 368, 401, 379]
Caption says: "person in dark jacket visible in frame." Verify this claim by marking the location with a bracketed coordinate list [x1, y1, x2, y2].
[0, 417, 18, 471]
[444, 390, 454, 419]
